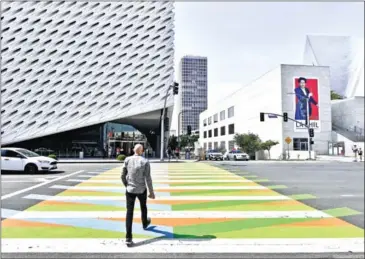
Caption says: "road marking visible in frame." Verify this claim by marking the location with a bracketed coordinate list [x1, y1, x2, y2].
[1, 170, 84, 200]
[23, 194, 291, 201]
[3, 210, 330, 219]
[67, 179, 254, 183]
[341, 194, 355, 197]
[50, 185, 267, 190]
[2, 238, 363, 253]
[1, 180, 46, 183]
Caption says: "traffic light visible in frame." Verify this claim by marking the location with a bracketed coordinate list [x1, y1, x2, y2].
[164, 117, 169, 132]
[173, 82, 179, 95]
[187, 125, 192, 135]
[260, 112, 265, 122]
[310, 138, 314, 145]
[283, 112, 288, 122]
[309, 128, 314, 137]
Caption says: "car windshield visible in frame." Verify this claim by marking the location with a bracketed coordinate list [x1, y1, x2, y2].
[235, 150, 243, 153]
[17, 149, 40, 158]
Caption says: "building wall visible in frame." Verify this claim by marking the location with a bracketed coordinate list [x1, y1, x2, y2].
[1, 1, 175, 145]
[179, 56, 208, 134]
[281, 65, 332, 156]
[199, 64, 332, 159]
[332, 97, 365, 133]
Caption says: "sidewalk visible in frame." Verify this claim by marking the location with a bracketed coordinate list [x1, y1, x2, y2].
[57, 158, 195, 164]
[316, 155, 364, 163]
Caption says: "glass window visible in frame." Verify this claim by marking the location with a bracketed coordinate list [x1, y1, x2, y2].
[228, 124, 235, 134]
[213, 113, 218, 123]
[208, 130, 212, 138]
[204, 131, 207, 138]
[203, 119, 207, 126]
[208, 142, 212, 150]
[220, 110, 225, 120]
[220, 126, 226, 136]
[3, 150, 23, 158]
[214, 142, 218, 149]
[208, 117, 212, 125]
[203, 143, 207, 150]
[220, 141, 226, 152]
[214, 128, 218, 137]
[228, 141, 235, 150]
[293, 138, 308, 151]
[228, 106, 234, 118]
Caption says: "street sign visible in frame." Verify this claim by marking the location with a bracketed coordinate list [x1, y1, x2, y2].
[285, 137, 292, 144]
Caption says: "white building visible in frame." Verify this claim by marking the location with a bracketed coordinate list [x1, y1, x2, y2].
[1, 1, 175, 156]
[199, 65, 332, 160]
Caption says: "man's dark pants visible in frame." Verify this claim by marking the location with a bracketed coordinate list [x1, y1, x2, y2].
[126, 190, 148, 239]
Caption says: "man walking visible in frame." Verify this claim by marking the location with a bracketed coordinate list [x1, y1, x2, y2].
[122, 144, 155, 247]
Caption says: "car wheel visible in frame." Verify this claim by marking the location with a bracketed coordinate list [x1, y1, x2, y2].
[25, 164, 38, 174]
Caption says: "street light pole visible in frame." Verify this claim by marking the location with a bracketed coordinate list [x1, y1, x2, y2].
[306, 97, 311, 160]
[160, 88, 171, 162]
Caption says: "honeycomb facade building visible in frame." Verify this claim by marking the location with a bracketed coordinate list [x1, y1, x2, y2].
[1, 1, 175, 156]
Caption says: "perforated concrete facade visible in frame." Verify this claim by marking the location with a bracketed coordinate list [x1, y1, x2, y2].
[1, 1, 175, 145]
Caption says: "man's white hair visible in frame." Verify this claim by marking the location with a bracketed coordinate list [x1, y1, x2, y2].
[133, 144, 144, 153]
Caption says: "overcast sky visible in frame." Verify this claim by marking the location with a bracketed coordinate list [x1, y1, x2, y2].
[174, 2, 364, 106]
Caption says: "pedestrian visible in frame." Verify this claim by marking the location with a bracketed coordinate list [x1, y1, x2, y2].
[121, 144, 155, 247]
[358, 148, 363, 162]
[175, 147, 180, 161]
[352, 145, 358, 161]
[167, 146, 172, 162]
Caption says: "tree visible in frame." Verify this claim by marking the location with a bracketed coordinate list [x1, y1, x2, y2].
[260, 140, 279, 159]
[233, 133, 262, 157]
[168, 135, 178, 150]
[331, 90, 343, 100]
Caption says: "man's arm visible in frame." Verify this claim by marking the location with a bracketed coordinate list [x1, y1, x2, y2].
[121, 159, 128, 187]
[145, 161, 155, 198]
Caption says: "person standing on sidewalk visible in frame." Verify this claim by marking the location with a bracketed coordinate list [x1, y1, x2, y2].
[358, 148, 363, 162]
[352, 145, 358, 162]
[121, 144, 155, 247]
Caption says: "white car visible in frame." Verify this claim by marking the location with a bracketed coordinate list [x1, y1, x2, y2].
[224, 150, 250, 161]
[1, 148, 57, 173]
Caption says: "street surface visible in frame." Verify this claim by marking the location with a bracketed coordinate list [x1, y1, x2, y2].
[1, 162, 364, 258]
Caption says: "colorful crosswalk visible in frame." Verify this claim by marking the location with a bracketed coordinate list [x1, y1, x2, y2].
[1, 162, 364, 253]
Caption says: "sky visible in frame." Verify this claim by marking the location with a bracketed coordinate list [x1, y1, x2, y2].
[173, 2, 364, 107]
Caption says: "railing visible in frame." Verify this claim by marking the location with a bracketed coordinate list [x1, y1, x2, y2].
[332, 124, 365, 142]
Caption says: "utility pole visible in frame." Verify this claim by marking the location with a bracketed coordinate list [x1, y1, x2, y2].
[306, 97, 311, 160]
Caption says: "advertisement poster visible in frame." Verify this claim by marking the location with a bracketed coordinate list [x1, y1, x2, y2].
[293, 77, 320, 132]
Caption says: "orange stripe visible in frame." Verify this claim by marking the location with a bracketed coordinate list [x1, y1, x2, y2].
[101, 217, 235, 227]
[2, 219, 65, 228]
[36, 200, 90, 206]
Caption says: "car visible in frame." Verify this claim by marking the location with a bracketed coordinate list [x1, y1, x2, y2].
[206, 150, 223, 160]
[1, 148, 57, 173]
[224, 150, 250, 161]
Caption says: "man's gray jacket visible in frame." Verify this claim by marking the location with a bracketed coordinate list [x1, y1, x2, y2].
[121, 155, 154, 194]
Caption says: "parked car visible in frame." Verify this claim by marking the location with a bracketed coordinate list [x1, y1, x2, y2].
[224, 150, 250, 161]
[206, 150, 223, 160]
[1, 148, 57, 173]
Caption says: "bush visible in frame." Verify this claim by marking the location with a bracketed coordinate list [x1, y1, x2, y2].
[48, 154, 57, 160]
[117, 154, 126, 161]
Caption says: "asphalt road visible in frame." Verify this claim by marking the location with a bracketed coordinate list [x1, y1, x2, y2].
[212, 161, 365, 228]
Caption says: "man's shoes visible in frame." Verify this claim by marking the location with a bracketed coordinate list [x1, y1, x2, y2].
[126, 238, 133, 247]
[143, 218, 151, 230]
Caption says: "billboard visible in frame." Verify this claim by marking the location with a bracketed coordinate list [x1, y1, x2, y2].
[293, 77, 320, 132]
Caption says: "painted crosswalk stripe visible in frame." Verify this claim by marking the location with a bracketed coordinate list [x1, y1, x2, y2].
[3, 210, 331, 219]
[50, 185, 267, 190]
[2, 238, 363, 253]
[23, 194, 290, 201]
[67, 179, 254, 183]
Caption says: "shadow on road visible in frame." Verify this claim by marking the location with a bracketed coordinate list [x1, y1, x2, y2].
[130, 226, 216, 247]
[1, 170, 65, 175]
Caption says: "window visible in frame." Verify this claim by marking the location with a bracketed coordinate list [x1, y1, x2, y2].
[228, 141, 235, 150]
[208, 117, 212, 125]
[204, 131, 207, 138]
[203, 119, 207, 126]
[220, 141, 226, 152]
[220, 126, 226, 136]
[214, 142, 218, 149]
[213, 113, 218, 123]
[228, 106, 234, 118]
[203, 143, 207, 150]
[208, 142, 212, 150]
[208, 130, 212, 138]
[220, 110, 225, 121]
[214, 128, 218, 137]
[228, 124, 235, 134]
[3, 150, 23, 158]
[293, 138, 308, 151]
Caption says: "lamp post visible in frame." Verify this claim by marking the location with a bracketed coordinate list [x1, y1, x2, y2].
[160, 82, 179, 161]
